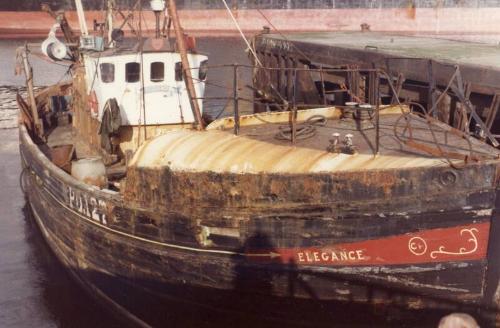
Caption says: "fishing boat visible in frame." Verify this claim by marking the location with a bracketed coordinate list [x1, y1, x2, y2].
[16, 0, 500, 326]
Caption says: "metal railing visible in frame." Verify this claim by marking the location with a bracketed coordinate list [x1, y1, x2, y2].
[193, 62, 499, 165]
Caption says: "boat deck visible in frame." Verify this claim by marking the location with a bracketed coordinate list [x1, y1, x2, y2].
[131, 107, 500, 174]
[240, 113, 477, 154]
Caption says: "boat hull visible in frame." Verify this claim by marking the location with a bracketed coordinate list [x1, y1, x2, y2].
[18, 124, 500, 326]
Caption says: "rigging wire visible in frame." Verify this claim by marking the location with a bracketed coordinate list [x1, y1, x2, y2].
[30, 51, 73, 67]
[220, 0, 262, 67]
[139, 6, 150, 35]
[255, 9, 313, 64]
[88, 51, 103, 93]
[56, 65, 74, 84]
[138, 0, 147, 145]
[191, 75, 234, 91]
[88, 0, 108, 93]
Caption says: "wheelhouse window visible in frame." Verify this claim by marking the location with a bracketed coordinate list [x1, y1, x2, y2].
[125, 62, 140, 83]
[198, 60, 208, 81]
[175, 62, 183, 81]
[100, 63, 114, 83]
[150, 62, 165, 82]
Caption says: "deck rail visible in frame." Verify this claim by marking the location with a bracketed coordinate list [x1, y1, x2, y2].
[191, 62, 495, 166]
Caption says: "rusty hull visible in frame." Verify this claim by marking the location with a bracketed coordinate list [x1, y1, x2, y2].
[18, 75, 500, 324]
[121, 112, 500, 311]
[16, 38, 500, 325]
[19, 109, 500, 326]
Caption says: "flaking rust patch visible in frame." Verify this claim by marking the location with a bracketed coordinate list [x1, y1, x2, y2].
[350, 170, 398, 196]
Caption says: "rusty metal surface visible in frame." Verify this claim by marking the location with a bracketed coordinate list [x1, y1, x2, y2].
[49, 144, 74, 172]
[18, 101, 500, 324]
[130, 109, 500, 174]
[206, 106, 342, 130]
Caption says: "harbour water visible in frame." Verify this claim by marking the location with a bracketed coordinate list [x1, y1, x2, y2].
[0, 37, 482, 327]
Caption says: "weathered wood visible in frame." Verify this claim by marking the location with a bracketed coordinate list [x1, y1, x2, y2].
[486, 94, 500, 130]
[436, 90, 452, 125]
[16, 93, 34, 133]
[20, 45, 44, 138]
[296, 64, 321, 104]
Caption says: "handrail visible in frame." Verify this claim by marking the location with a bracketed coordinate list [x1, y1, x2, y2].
[195, 63, 496, 165]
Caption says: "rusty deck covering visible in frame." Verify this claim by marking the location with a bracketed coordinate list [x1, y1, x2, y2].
[262, 32, 500, 70]
[130, 108, 499, 174]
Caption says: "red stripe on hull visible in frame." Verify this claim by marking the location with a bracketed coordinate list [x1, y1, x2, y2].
[248, 222, 490, 266]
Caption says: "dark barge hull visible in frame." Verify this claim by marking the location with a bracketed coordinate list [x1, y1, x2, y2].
[18, 122, 500, 326]
[252, 32, 500, 135]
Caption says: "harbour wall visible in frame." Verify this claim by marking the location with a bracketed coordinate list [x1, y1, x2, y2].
[1, 8, 500, 38]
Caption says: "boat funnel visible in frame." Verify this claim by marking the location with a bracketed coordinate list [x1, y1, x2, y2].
[41, 24, 68, 61]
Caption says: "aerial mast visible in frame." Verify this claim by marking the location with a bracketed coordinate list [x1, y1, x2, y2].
[106, 0, 115, 48]
[151, 0, 163, 38]
[75, 0, 89, 36]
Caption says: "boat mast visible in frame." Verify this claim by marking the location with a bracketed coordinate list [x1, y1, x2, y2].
[166, 0, 204, 130]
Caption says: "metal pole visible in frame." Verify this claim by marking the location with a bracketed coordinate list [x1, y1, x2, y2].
[427, 60, 437, 117]
[107, 0, 115, 48]
[375, 71, 380, 155]
[154, 11, 161, 38]
[233, 64, 240, 135]
[138, 0, 147, 144]
[320, 65, 327, 106]
[291, 68, 297, 145]
[21, 45, 44, 138]
[167, 0, 204, 130]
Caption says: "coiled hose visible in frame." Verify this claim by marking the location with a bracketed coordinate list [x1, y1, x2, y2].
[275, 115, 327, 141]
